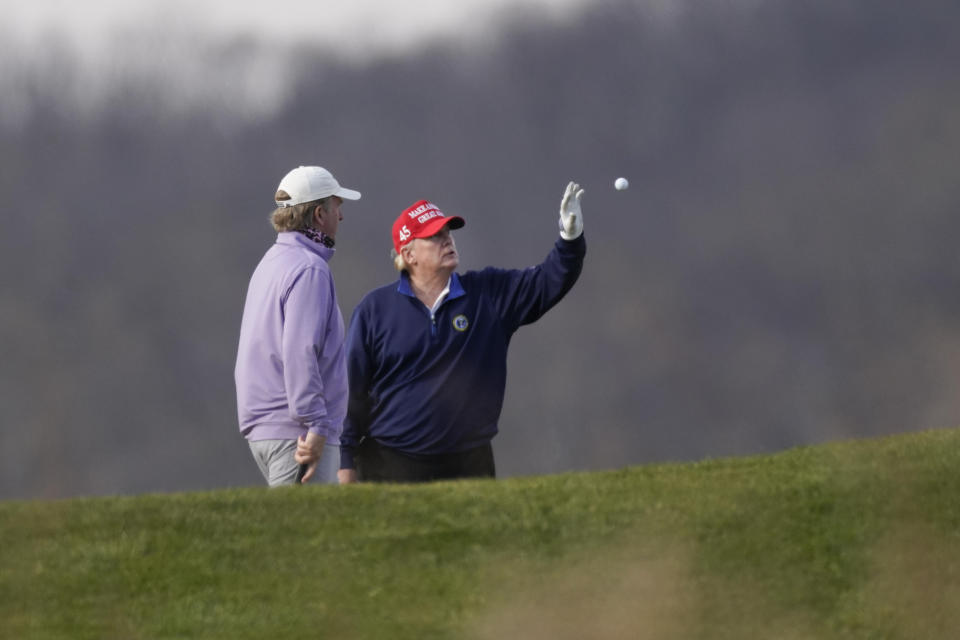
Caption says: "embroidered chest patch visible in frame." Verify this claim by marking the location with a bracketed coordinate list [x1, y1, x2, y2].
[452, 314, 470, 332]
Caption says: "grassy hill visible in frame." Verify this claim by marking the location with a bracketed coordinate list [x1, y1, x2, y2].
[3, 427, 960, 639]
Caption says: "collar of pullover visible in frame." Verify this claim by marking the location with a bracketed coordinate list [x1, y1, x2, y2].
[398, 271, 465, 305]
[277, 231, 336, 262]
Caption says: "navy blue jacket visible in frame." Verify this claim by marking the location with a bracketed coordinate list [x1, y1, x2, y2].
[340, 235, 586, 468]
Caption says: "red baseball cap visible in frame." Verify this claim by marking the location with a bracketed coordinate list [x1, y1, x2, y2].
[392, 200, 465, 253]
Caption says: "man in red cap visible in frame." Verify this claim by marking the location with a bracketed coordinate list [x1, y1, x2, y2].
[338, 182, 586, 483]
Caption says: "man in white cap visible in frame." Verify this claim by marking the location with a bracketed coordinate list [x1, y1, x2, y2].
[235, 166, 361, 485]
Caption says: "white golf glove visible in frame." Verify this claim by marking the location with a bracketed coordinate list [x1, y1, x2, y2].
[559, 181, 585, 240]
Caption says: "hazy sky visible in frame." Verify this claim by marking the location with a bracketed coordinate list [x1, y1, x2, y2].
[1, 0, 602, 126]
[4, 0, 592, 60]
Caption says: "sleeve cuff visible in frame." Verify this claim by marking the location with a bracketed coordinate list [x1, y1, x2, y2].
[307, 423, 334, 438]
[340, 446, 356, 470]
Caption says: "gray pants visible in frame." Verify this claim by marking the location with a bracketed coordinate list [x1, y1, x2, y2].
[249, 439, 340, 486]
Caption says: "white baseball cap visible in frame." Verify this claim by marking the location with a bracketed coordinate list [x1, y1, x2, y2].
[275, 166, 361, 207]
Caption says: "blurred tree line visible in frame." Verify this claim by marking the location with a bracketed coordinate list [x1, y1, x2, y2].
[2, 0, 958, 498]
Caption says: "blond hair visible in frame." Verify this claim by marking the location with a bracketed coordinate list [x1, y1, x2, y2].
[270, 190, 331, 232]
[391, 247, 408, 272]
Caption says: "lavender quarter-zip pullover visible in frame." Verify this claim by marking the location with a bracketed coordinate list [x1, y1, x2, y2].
[235, 232, 347, 445]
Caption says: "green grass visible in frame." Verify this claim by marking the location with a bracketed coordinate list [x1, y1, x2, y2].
[4, 427, 960, 639]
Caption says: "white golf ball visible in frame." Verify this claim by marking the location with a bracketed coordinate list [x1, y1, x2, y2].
[614, 177, 629, 191]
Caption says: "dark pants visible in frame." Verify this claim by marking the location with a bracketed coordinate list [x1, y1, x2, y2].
[356, 439, 496, 483]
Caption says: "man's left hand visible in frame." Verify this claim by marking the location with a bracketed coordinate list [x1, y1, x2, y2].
[294, 432, 326, 483]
